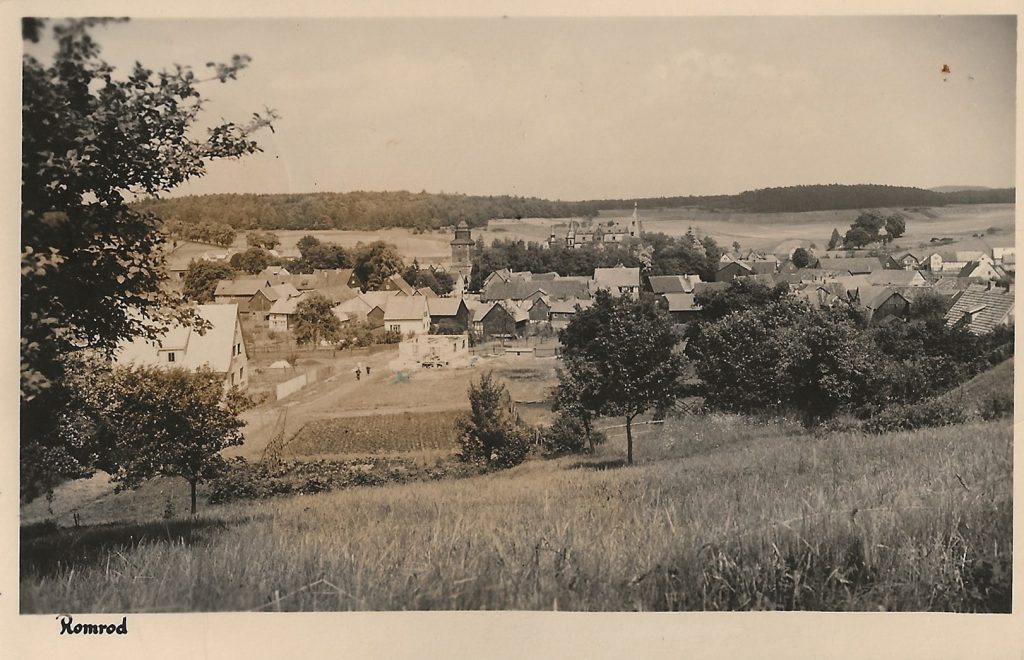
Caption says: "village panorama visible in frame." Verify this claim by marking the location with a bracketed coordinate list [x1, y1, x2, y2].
[18, 15, 1014, 621]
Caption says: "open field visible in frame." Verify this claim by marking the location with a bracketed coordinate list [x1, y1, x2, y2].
[235, 345, 560, 462]
[231, 228, 454, 265]
[256, 204, 1014, 262]
[20, 416, 1011, 612]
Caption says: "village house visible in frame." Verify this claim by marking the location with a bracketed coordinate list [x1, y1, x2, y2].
[383, 296, 431, 336]
[716, 260, 754, 282]
[248, 282, 302, 322]
[549, 298, 594, 329]
[480, 273, 590, 303]
[381, 273, 417, 296]
[472, 302, 520, 338]
[267, 292, 308, 332]
[958, 260, 1005, 281]
[116, 303, 249, 390]
[866, 270, 927, 287]
[593, 266, 641, 298]
[164, 240, 235, 282]
[427, 297, 471, 331]
[528, 297, 552, 322]
[647, 274, 703, 294]
[656, 292, 702, 323]
[857, 286, 911, 324]
[814, 256, 892, 275]
[944, 286, 1015, 334]
[213, 277, 276, 313]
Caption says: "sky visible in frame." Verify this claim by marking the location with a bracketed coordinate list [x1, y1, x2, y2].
[25, 15, 1017, 200]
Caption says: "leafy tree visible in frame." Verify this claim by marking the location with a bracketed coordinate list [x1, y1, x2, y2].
[20, 18, 275, 499]
[885, 213, 906, 241]
[291, 235, 350, 272]
[692, 278, 791, 322]
[230, 246, 271, 274]
[246, 230, 280, 250]
[843, 226, 873, 249]
[540, 412, 606, 457]
[354, 241, 405, 290]
[182, 260, 235, 303]
[908, 289, 950, 322]
[456, 372, 528, 468]
[551, 364, 602, 454]
[828, 227, 843, 250]
[88, 365, 247, 514]
[292, 293, 343, 346]
[559, 290, 685, 464]
[687, 299, 807, 416]
[785, 310, 872, 426]
[791, 247, 813, 269]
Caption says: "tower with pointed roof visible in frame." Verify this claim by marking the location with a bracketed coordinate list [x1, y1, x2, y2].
[450, 220, 475, 278]
[628, 201, 642, 237]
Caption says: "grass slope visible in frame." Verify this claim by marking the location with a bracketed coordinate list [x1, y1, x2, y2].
[21, 415, 1011, 613]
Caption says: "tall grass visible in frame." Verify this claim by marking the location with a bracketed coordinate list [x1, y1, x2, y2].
[20, 417, 1011, 612]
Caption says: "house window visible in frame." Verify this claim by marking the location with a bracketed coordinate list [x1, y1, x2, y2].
[239, 367, 244, 380]
[167, 352, 175, 362]
[390, 324, 401, 332]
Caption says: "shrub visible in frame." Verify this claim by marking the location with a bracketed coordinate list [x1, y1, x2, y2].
[540, 413, 606, 457]
[979, 391, 1013, 421]
[864, 398, 968, 434]
[456, 372, 529, 469]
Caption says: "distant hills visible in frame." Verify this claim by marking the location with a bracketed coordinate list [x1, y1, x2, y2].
[929, 185, 995, 193]
[134, 184, 1015, 232]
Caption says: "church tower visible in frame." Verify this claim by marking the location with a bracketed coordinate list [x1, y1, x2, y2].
[450, 220, 475, 278]
[628, 201, 643, 237]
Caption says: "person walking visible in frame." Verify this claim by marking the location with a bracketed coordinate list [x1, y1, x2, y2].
[355, 367, 361, 381]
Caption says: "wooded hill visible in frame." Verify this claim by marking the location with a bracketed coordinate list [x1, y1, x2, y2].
[133, 184, 1015, 232]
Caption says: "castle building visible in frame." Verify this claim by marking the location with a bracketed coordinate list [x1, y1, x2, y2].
[450, 220, 475, 279]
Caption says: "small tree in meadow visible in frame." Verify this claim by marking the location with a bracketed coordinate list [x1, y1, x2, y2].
[90, 366, 247, 514]
[456, 372, 528, 468]
[559, 290, 685, 464]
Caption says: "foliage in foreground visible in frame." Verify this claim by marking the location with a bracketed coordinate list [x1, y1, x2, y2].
[20, 418, 1012, 613]
[456, 372, 530, 468]
[21, 18, 275, 500]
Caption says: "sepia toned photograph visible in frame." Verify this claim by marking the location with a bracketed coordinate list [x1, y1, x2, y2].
[17, 11, 1015, 620]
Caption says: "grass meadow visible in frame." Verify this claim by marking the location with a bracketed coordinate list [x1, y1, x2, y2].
[20, 414, 1011, 613]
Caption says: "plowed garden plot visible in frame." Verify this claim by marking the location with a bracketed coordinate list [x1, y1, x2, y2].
[284, 410, 462, 455]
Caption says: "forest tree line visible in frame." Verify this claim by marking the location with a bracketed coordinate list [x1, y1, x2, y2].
[137, 184, 1015, 237]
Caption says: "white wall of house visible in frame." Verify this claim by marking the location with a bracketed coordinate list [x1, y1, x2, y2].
[269, 313, 291, 332]
[386, 316, 430, 336]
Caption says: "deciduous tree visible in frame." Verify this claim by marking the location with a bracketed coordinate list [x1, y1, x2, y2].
[182, 260, 235, 303]
[558, 290, 685, 464]
[87, 365, 247, 514]
[292, 293, 343, 347]
[20, 18, 275, 498]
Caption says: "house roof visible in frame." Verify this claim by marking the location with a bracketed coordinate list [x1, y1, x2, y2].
[384, 296, 428, 321]
[268, 291, 309, 315]
[549, 298, 594, 315]
[649, 275, 702, 294]
[867, 270, 925, 287]
[427, 297, 468, 317]
[661, 292, 699, 313]
[116, 303, 242, 374]
[859, 286, 909, 311]
[593, 266, 641, 289]
[749, 260, 778, 275]
[260, 282, 301, 303]
[385, 273, 416, 296]
[415, 287, 438, 298]
[944, 289, 1015, 334]
[215, 278, 272, 298]
[815, 257, 886, 274]
[482, 277, 590, 302]
[718, 261, 753, 274]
